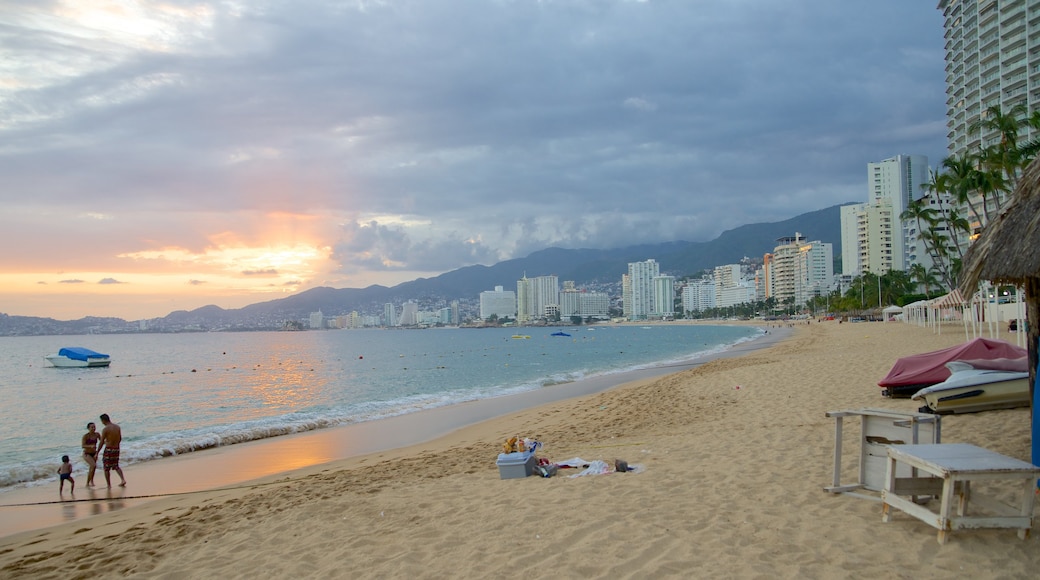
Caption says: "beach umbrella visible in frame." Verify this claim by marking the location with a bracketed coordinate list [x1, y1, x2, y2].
[959, 155, 1040, 471]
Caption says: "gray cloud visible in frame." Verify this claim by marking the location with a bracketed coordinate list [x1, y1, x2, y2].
[1, 0, 947, 276]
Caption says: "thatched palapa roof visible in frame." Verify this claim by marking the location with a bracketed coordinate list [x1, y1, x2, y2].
[958, 156, 1040, 448]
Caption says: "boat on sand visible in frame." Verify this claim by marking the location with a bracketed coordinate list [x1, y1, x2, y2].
[911, 361, 1030, 415]
[877, 337, 1027, 398]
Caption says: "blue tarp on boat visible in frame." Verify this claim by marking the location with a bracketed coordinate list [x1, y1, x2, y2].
[57, 347, 109, 361]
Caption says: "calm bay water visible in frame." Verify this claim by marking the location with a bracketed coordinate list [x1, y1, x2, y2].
[0, 324, 760, 491]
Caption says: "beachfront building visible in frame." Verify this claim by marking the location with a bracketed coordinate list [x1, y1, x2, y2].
[625, 259, 659, 321]
[765, 233, 833, 307]
[560, 287, 611, 320]
[938, 0, 1040, 238]
[309, 310, 324, 329]
[397, 300, 419, 326]
[841, 201, 896, 276]
[839, 155, 929, 277]
[383, 303, 397, 327]
[681, 279, 716, 314]
[479, 286, 517, 321]
[794, 238, 835, 307]
[516, 274, 559, 322]
[652, 275, 676, 318]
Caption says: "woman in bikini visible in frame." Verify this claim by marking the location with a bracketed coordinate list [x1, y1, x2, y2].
[81, 422, 101, 487]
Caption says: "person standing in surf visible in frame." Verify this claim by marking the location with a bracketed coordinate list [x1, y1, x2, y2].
[97, 413, 127, 488]
[81, 421, 101, 487]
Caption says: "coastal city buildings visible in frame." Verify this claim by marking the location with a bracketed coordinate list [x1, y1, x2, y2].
[652, 275, 676, 318]
[624, 259, 660, 321]
[397, 300, 419, 326]
[839, 155, 929, 277]
[681, 278, 716, 314]
[516, 274, 560, 323]
[938, 0, 1040, 237]
[479, 286, 517, 320]
[560, 282, 611, 320]
[764, 233, 833, 306]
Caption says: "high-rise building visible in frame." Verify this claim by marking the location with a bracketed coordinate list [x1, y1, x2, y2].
[626, 259, 659, 320]
[652, 275, 676, 317]
[766, 233, 833, 307]
[383, 303, 396, 327]
[516, 274, 559, 322]
[938, 0, 1038, 236]
[869, 155, 929, 270]
[397, 301, 418, 326]
[681, 279, 716, 314]
[938, 0, 1037, 159]
[479, 286, 517, 320]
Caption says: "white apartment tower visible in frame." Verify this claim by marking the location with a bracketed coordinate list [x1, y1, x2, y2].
[869, 155, 929, 271]
[939, 0, 1039, 160]
[681, 280, 716, 314]
[839, 155, 928, 277]
[626, 259, 659, 321]
[516, 274, 559, 322]
[939, 0, 1040, 235]
[652, 275, 676, 317]
[479, 286, 517, 320]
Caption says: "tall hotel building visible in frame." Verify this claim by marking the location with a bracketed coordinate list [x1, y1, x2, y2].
[625, 259, 660, 321]
[938, 0, 1040, 232]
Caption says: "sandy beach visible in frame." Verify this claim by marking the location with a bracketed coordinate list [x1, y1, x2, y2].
[2, 320, 1037, 578]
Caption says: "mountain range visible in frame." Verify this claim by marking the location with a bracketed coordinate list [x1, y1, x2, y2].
[0, 203, 848, 335]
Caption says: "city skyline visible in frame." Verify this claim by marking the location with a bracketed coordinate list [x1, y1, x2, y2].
[1, 1, 947, 320]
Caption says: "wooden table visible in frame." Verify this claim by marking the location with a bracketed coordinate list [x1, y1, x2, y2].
[881, 443, 1040, 544]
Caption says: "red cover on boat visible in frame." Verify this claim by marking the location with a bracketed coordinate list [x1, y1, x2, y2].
[877, 337, 1027, 388]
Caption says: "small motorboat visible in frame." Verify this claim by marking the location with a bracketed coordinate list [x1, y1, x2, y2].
[45, 347, 112, 368]
[550, 331, 571, 337]
[878, 337, 1027, 398]
[911, 361, 1030, 415]
[511, 334, 531, 339]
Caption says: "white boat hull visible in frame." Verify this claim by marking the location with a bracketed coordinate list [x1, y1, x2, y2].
[911, 366, 1030, 415]
[44, 355, 111, 368]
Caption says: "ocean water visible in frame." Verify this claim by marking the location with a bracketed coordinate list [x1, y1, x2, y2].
[0, 324, 760, 491]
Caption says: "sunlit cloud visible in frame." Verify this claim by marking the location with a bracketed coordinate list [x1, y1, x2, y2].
[98, 277, 125, 284]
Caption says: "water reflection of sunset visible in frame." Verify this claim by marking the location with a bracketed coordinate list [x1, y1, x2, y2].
[245, 350, 331, 412]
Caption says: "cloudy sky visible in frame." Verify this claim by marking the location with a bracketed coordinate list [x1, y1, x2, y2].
[1, 0, 948, 321]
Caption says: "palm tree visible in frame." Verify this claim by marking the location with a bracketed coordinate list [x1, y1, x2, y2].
[908, 263, 940, 298]
[940, 154, 984, 228]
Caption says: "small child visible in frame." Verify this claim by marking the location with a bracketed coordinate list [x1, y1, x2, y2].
[58, 455, 75, 493]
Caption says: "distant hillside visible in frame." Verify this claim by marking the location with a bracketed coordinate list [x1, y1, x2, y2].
[0, 203, 850, 335]
[226, 203, 848, 319]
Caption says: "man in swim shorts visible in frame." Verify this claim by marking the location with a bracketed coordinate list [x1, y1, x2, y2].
[97, 413, 127, 488]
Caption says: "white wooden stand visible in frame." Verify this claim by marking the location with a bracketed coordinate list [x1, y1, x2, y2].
[824, 408, 941, 495]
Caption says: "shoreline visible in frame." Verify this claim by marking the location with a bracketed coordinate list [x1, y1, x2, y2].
[0, 324, 791, 540]
[5, 320, 1036, 578]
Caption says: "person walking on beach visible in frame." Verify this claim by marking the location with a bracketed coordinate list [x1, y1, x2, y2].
[97, 413, 126, 488]
[81, 421, 101, 487]
[57, 455, 75, 493]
